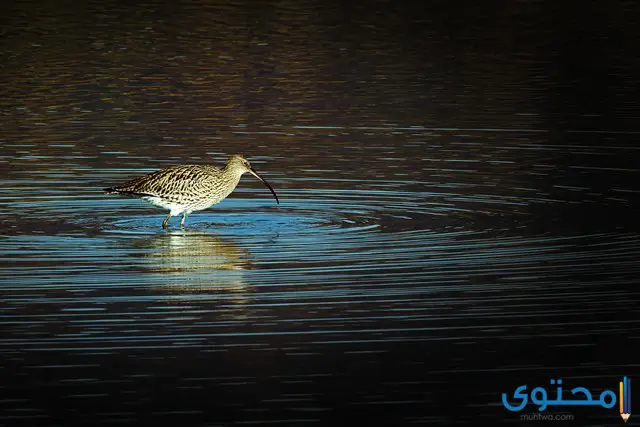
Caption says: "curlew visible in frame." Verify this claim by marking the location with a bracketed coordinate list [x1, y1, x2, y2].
[104, 154, 279, 229]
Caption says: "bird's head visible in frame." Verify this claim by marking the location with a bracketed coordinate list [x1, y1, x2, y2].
[226, 154, 279, 204]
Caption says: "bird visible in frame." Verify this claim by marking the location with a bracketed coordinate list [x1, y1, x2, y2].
[104, 154, 279, 229]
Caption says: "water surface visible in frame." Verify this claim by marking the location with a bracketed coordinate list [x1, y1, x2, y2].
[1, 1, 639, 425]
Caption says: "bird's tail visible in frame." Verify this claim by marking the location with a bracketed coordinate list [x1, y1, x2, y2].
[103, 187, 155, 197]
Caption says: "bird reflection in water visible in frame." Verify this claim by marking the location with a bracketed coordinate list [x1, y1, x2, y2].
[130, 231, 254, 316]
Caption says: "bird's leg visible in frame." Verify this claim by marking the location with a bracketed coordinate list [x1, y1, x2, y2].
[180, 212, 187, 227]
[162, 213, 171, 229]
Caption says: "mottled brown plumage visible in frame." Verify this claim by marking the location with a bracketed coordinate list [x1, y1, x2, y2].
[104, 154, 279, 229]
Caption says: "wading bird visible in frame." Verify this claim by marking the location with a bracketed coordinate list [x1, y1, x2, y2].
[104, 154, 279, 229]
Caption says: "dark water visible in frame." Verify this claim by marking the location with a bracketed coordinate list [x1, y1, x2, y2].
[1, 1, 639, 425]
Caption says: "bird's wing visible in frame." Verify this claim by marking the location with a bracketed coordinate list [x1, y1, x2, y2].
[115, 165, 210, 197]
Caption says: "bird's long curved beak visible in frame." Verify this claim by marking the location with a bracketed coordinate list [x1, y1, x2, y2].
[248, 168, 280, 204]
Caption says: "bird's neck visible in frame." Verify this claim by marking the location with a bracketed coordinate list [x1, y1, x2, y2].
[222, 165, 244, 180]
[218, 167, 243, 199]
